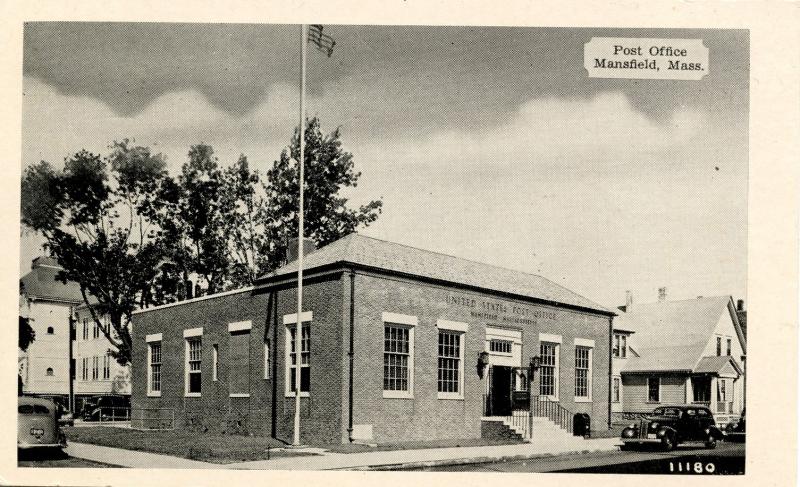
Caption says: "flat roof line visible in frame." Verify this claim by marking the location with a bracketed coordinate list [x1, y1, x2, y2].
[132, 286, 255, 315]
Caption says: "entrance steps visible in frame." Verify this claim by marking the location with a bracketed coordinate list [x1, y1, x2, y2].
[482, 414, 593, 449]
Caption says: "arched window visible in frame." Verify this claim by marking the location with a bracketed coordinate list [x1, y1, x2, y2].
[46, 326, 54, 335]
[45, 367, 54, 376]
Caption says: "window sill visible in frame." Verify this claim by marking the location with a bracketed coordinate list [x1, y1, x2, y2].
[437, 393, 464, 400]
[574, 397, 592, 403]
[230, 393, 250, 398]
[147, 391, 161, 397]
[645, 401, 661, 404]
[538, 395, 559, 402]
[185, 393, 201, 398]
[285, 392, 310, 398]
[383, 391, 414, 399]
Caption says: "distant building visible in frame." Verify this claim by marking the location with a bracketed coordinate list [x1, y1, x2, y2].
[19, 256, 82, 402]
[73, 305, 131, 412]
[19, 256, 130, 412]
[614, 295, 746, 427]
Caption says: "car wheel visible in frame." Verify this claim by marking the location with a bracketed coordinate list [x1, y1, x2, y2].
[705, 434, 717, 449]
[661, 434, 675, 451]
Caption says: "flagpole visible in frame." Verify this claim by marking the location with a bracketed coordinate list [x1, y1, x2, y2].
[293, 23, 307, 447]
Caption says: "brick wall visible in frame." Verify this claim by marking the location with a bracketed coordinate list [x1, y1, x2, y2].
[131, 267, 612, 445]
[349, 270, 611, 443]
[131, 275, 346, 444]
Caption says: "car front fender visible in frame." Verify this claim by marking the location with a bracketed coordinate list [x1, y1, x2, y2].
[657, 426, 677, 439]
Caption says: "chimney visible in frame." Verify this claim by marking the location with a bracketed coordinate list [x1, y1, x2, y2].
[625, 290, 633, 311]
[31, 256, 60, 269]
[658, 287, 667, 302]
[737, 299, 745, 311]
[287, 237, 316, 263]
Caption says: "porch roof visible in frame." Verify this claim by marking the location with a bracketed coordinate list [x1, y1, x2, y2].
[694, 356, 743, 377]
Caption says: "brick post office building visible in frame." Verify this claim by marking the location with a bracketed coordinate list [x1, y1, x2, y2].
[131, 234, 615, 444]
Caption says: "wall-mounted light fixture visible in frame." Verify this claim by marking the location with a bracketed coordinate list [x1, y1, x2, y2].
[477, 351, 490, 378]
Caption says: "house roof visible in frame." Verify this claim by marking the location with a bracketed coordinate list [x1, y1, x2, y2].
[20, 259, 83, 304]
[617, 296, 735, 373]
[259, 233, 613, 315]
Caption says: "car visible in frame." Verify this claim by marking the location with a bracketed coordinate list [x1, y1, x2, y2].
[54, 402, 75, 427]
[724, 407, 745, 442]
[18, 396, 67, 450]
[620, 405, 724, 451]
[81, 395, 130, 422]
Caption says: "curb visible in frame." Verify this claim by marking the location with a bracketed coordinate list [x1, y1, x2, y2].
[347, 445, 622, 471]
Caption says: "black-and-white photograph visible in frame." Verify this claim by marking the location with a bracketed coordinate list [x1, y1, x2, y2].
[16, 21, 752, 475]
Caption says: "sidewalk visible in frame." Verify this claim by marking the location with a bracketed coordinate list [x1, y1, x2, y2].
[66, 438, 622, 470]
[65, 442, 218, 469]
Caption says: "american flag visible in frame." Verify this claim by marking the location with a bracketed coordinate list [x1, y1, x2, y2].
[307, 24, 336, 57]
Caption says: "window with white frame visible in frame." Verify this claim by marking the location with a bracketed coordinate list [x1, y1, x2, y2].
[92, 356, 99, 381]
[574, 346, 591, 400]
[82, 319, 89, 340]
[647, 376, 660, 402]
[726, 338, 732, 356]
[489, 339, 512, 354]
[437, 330, 463, 397]
[384, 325, 412, 393]
[539, 342, 558, 398]
[613, 334, 628, 358]
[93, 321, 100, 339]
[264, 340, 271, 379]
[148, 341, 162, 394]
[186, 337, 202, 395]
[716, 336, 722, 356]
[613, 377, 621, 403]
[103, 353, 110, 380]
[212, 344, 219, 382]
[81, 357, 88, 381]
[287, 324, 310, 394]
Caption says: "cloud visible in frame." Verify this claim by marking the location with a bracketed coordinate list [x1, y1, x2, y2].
[22, 77, 302, 171]
[353, 91, 706, 173]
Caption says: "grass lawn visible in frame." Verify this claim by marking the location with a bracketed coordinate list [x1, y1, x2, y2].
[64, 427, 309, 464]
[18, 448, 118, 468]
[65, 426, 526, 463]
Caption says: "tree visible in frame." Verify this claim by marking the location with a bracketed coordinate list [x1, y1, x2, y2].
[261, 117, 383, 272]
[20, 140, 171, 365]
[155, 145, 250, 296]
[19, 316, 35, 352]
[220, 155, 267, 287]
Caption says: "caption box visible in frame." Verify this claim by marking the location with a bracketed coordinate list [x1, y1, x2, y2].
[584, 37, 709, 80]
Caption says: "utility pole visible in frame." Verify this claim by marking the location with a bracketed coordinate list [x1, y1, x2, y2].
[68, 307, 75, 414]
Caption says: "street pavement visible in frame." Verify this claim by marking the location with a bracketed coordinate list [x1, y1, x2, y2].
[412, 441, 745, 474]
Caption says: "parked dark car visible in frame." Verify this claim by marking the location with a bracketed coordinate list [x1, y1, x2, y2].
[724, 407, 745, 442]
[82, 395, 130, 422]
[18, 396, 67, 450]
[621, 405, 724, 451]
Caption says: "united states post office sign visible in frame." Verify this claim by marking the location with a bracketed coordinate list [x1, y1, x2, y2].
[447, 294, 556, 326]
[584, 37, 709, 80]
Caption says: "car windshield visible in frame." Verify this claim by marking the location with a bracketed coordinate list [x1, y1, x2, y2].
[652, 407, 681, 417]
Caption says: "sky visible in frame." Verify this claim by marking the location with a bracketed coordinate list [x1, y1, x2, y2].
[20, 24, 748, 309]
